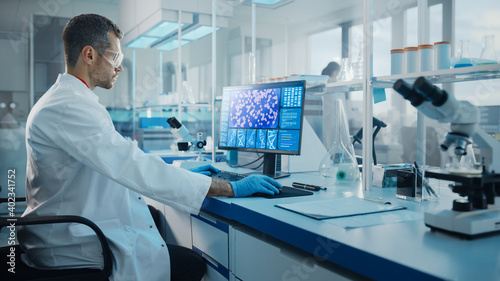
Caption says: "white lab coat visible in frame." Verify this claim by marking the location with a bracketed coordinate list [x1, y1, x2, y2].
[18, 73, 211, 281]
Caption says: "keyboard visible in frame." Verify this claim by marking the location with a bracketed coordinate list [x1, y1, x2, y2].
[210, 170, 248, 182]
[209, 171, 313, 199]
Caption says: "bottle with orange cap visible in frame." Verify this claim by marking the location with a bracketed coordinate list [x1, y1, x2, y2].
[404, 46, 418, 73]
[391, 49, 404, 75]
[418, 44, 433, 72]
[434, 41, 451, 70]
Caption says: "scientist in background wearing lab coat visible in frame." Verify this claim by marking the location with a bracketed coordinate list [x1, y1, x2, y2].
[18, 13, 281, 281]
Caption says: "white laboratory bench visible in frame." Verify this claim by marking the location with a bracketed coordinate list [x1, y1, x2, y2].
[154, 164, 500, 281]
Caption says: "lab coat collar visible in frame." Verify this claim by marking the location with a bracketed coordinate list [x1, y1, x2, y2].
[57, 73, 100, 103]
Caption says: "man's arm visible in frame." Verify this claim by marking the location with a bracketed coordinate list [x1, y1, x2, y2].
[206, 174, 282, 198]
[207, 178, 235, 197]
[188, 165, 281, 198]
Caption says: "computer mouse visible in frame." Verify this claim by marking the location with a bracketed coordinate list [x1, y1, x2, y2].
[252, 187, 281, 198]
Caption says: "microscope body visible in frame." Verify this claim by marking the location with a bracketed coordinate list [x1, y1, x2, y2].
[167, 117, 207, 152]
[393, 77, 500, 238]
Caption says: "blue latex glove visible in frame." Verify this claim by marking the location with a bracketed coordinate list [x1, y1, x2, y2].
[188, 165, 220, 176]
[230, 174, 282, 197]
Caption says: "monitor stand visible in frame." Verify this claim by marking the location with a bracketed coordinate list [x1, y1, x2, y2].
[262, 153, 290, 179]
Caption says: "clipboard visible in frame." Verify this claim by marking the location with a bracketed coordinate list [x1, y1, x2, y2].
[276, 197, 406, 220]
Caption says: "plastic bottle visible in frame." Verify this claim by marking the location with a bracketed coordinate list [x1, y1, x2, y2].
[391, 49, 404, 75]
[433, 41, 451, 70]
[319, 99, 360, 183]
[418, 44, 433, 72]
[404, 47, 418, 73]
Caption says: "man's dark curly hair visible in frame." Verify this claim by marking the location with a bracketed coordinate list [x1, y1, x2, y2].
[62, 14, 123, 68]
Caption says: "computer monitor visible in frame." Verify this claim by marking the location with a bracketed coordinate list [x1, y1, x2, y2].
[218, 80, 306, 178]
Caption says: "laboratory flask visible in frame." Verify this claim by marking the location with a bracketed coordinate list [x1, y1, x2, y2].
[453, 40, 473, 68]
[319, 99, 359, 183]
[479, 35, 498, 65]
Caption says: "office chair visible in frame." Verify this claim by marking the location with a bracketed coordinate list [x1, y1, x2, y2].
[0, 214, 113, 281]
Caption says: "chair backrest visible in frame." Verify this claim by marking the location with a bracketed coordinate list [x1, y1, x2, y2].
[0, 215, 113, 281]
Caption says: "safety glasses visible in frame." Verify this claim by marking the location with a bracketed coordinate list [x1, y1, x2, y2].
[98, 49, 124, 68]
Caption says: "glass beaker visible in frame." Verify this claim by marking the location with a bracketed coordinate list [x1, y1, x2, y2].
[337, 58, 353, 81]
[479, 35, 498, 65]
[453, 40, 473, 68]
[319, 99, 360, 183]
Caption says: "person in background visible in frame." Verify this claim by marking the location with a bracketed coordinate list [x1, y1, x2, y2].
[321, 61, 340, 82]
[18, 13, 281, 281]
[0, 102, 19, 129]
[321, 61, 343, 150]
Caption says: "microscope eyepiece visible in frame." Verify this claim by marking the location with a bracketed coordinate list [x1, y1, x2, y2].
[393, 79, 425, 107]
[167, 116, 182, 129]
[414, 77, 448, 106]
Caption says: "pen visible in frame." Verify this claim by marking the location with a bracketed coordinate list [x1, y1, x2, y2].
[413, 162, 438, 197]
[292, 182, 327, 191]
[364, 197, 391, 205]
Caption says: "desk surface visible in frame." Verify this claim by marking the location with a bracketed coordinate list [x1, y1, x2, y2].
[201, 164, 500, 281]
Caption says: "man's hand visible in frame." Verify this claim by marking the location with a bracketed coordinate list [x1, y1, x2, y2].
[188, 165, 219, 176]
[230, 174, 282, 197]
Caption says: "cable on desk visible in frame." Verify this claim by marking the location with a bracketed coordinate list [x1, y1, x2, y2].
[227, 154, 264, 169]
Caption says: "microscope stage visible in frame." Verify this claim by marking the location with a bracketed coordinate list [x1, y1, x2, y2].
[424, 206, 500, 238]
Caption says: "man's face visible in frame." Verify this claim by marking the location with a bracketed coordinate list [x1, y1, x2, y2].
[90, 31, 123, 90]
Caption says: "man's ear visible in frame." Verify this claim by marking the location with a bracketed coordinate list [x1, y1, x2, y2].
[80, 45, 96, 65]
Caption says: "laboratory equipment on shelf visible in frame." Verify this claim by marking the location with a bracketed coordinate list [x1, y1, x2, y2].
[391, 49, 404, 75]
[434, 41, 451, 70]
[319, 99, 359, 183]
[404, 46, 418, 73]
[393, 77, 500, 238]
[337, 58, 353, 81]
[352, 41, 363, 79]
[479, 35, 498, 65]
[453, 40, 473, 68]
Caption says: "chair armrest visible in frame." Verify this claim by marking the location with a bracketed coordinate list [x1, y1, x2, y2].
[1, 215, 113, 278]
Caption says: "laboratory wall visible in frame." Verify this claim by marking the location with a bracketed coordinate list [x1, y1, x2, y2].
[1, 0, 500, 197]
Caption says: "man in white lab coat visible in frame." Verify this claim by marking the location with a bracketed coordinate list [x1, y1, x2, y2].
[18, 14, 281, 281]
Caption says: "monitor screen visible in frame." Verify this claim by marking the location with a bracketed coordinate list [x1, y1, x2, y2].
[218, 80, 306, 178]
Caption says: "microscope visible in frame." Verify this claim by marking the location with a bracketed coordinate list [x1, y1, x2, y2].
[167, 116, 208, 168]
[393, 77, 500, 238]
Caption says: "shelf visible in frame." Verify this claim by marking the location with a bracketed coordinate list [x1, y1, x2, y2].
[306, 79, 364, 95]
[135, 103, 211, 110]
[373, 63, 500, 88]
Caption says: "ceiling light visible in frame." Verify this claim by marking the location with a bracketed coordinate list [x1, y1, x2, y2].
[157, 39, 190, 51]
[182, 26, 217, 41]
[252, 0, 285, 4]
[146, 21, 184, 37]
[127, 36, 159, 48]
[241, 0, 293, 8]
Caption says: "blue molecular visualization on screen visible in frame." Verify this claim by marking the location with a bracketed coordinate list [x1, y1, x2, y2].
[257, 129, 267, 149]
[246, 129, 256, 148]
[229, 88, 281, 129]
[227, 129, 237, 147]
[237, 129, 246, 147]
[266, 130, 278, 150]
